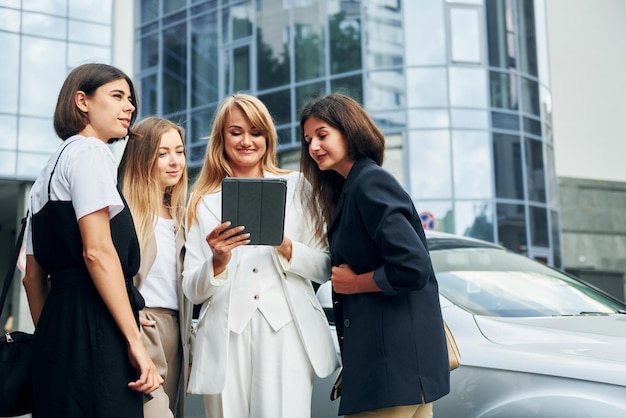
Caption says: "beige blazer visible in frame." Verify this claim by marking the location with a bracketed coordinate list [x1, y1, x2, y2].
[135, 225, 192, 417]
[183, 171, 340, 395]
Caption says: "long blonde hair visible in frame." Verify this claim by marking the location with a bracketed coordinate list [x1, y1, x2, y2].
[187, 94, 289, 228]
[118, 117, 188, 248]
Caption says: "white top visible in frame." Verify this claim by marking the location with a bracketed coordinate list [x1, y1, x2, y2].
[141, 217, 179, 310]
[26, 136, 124, 254]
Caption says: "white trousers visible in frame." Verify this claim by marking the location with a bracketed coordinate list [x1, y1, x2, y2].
[203, 310, 314, 418]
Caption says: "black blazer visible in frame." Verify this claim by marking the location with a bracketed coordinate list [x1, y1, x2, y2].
[328, 158, 450, 415]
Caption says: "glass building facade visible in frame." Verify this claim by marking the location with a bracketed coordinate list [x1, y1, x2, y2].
[1, 0, 115, 179]
[0, 0, 116, 331]
[136, 0, 560, 266]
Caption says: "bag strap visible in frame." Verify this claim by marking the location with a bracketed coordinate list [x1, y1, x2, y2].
[0, 211, 29, 316]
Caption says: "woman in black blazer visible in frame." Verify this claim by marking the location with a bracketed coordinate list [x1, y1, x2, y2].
[299, 93, 450, 417]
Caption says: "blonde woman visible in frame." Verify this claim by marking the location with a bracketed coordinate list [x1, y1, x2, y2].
[118, 117, 192, 418]
[183, 94, 339, 418]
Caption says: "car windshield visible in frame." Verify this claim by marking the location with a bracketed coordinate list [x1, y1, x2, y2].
[430, 248, 626, 317]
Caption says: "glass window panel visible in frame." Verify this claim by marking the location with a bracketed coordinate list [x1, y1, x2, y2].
[408, 130, 451, 199]
[294, 1, 325, 82]
[329, 3, 362, 74]
[0, 32, 19, 114]
[22, 0, 67, 14]
[141, 34, 159, 68]
[497, 203, 528, 254]
[370, 110, 406, 130]
[296, 82, 325, 114]
[163, 10, 185, 25]
[450, 109, 488, 129]
[406, 68, 448, 108]
[277, 144, 299, 169]
[405, 0, 446, 65]
[540, 84, 552, 132]
[455, 201, 494, 242]
[452, 130, 492, 199]
[521, 77, 539, 116]
[20, 37, 66, 118]
[22, 12, 66, 39]
[0, 7, 20, 32]
[257, 1, 290, 89]
[383, 133, 403, 185]
[141, 0, 159, 23]
[545, 144, 558, 208]
[485, 0, 517, 70]
[525, 137, 546, 203]
[141, 74, 158, 116]
[523, 116, 541, 136]
[188, 143, 208, 168]
[190, 107, 215, 146]
[225, 45, 250, 94]
[489, 71, 518, 110]
[330, 74, 363, 105]
[258, 89, 291, 126]
[491, 111, 519, 131]
[529, 205, 548, 247]
[18, 117, 59, 153]
[408, 110, 449, 129]
[277, 127, 293, 147]
[68, 43, 111, 67]
[192, 0, 217, 13]
[0, 115, 17, 150]
[69, 21, 111, 46]
[517, 0, 538, 77]
[164, 0, 186, 14]
[550, 210, 562, 269]
[449, 7, 481, 64]
[163, 22, 187, 114]
[0, 150, 17, 177]
[365, 3, 403, 68]
[17, 152, 51, 178]
[365, 70, 405, 111]
[414, 200, 454, 233]
[141, 21, 158, 35]
[493, 133, 523, 200]
[534, 0, 550, 86]
[192, 12, 219, 106]
[446, 0, 482, 4]
[222, 1, 252, 42]
[449, 67, 488, 108]
[69, 0, 112, 23]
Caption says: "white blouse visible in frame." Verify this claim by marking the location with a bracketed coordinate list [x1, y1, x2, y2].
[26, 135, 123, 254]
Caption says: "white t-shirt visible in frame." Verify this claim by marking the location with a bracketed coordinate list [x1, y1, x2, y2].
[26, 135, 124, 255]
[141, 217, 179, 310]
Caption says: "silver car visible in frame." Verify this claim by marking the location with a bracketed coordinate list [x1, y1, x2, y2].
[313, 231, 626, 418]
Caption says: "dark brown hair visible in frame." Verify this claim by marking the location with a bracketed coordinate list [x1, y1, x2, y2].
[299, 93, 385, 240]
[53, 63, 139, 141]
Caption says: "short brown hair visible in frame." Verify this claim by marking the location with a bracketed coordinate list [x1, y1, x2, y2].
[53, 63, 139, 141]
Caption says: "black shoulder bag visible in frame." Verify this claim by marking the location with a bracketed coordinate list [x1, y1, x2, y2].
[0, 212, 33, 417]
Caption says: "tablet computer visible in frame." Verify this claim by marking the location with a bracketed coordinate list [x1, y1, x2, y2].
[221, 177, 287, 246]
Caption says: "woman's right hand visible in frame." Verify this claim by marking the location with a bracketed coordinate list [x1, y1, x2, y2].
[127, 339, 164, 394]
[206, 221, 250, 275]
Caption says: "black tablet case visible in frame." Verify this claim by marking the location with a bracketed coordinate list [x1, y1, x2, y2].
[221, 178, 287, 246]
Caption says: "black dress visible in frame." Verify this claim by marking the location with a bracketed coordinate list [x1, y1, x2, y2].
[30, 145, 144, 417]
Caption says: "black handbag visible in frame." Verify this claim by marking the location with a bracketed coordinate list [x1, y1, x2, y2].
[0, 212, 33, 417]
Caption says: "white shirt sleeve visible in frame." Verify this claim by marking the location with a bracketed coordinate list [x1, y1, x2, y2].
[63, 138, 124, 220]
